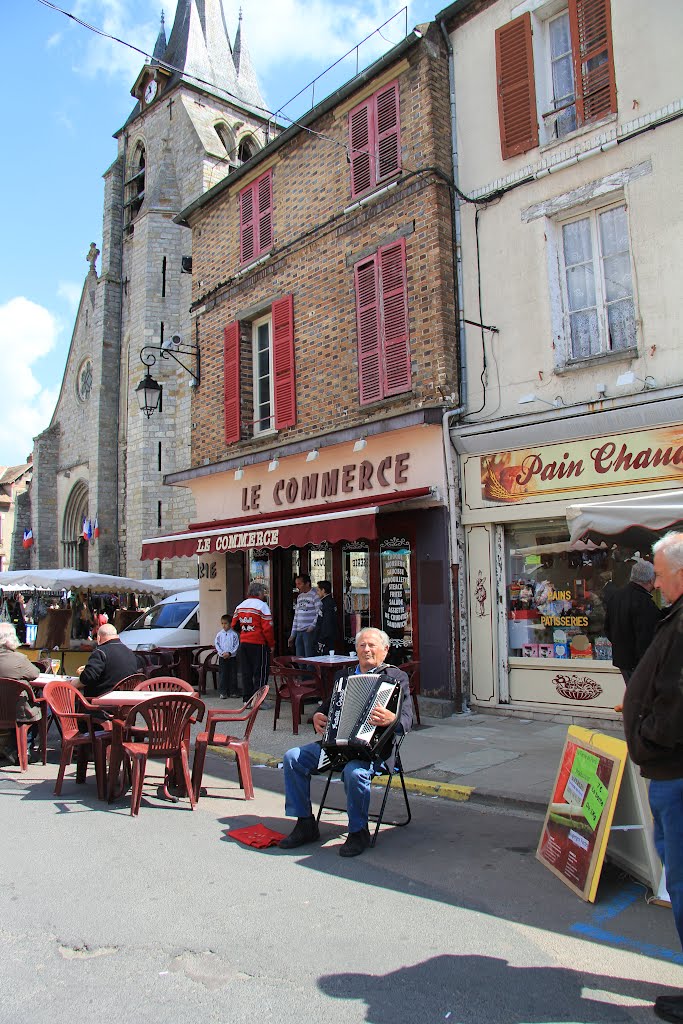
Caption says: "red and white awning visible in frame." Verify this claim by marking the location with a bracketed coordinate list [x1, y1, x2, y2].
[567, 489, 683, 544]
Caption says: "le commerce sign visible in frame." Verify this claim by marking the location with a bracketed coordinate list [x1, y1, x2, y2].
[478, 425, 683, 505]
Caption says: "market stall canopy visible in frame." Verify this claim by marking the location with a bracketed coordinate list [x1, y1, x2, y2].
[567, 489, 683, 546]
[0, 569, 194, 597]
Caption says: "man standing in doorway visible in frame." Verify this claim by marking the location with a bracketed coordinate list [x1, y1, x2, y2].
[622, 532, 683, 1023]
[288, 574, 320, 658]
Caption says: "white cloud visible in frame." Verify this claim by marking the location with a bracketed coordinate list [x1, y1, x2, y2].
[57, 281, 83, 311]
[0, 298, 60, 466]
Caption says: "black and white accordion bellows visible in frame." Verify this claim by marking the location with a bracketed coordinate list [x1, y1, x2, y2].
[318, 673, 402, 771]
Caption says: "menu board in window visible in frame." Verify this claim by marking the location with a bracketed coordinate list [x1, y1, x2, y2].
[380, 538, 412, 658]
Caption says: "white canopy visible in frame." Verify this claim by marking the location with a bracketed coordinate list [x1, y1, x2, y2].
[0, 568, 195, 597]
[567, 489, 683, 545]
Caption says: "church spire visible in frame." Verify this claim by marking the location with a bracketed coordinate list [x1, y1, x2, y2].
[233, 8, 266, 112]
[152, 11, 167, 63]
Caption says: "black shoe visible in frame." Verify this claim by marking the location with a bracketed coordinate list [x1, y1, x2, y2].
[655, 995, 683, 1022]
[339, 827, 371, 857]
[278, 816, 320, 849]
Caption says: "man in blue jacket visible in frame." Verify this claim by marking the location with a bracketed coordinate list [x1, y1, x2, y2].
[77, 624, 139, 699]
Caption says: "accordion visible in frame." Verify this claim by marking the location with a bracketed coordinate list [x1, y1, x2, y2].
[318, 672, 402, 771]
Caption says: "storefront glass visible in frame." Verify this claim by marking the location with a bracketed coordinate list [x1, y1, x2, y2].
[309, 545, 332, 586]
[343, 543, 370, 647]
[380, 538, 413, 658]
[505, 523, 649, 662]
[249, 549, 271, 600]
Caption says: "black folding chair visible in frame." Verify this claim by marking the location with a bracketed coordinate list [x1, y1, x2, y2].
[315, 732, 411, 847]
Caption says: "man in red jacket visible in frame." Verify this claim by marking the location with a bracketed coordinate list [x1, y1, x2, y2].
[231, 582, 275, 701]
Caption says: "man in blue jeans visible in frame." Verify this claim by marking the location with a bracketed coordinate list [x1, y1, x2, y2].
[279, 627, 412, 857]
[623, 532, 683, 1023]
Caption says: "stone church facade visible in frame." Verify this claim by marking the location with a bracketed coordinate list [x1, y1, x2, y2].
[18, 1, 272, 578]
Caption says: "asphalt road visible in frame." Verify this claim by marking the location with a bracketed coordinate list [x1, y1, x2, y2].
[1, 753, 681, 1024]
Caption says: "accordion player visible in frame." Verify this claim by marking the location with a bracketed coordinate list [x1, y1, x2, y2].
[318, 672, 403, 771]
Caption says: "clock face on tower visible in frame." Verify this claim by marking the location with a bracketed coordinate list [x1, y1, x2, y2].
[144, 79, 158, 104]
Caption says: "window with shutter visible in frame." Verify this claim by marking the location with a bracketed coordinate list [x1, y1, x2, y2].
[349, 80, 401, 198]
[495, 13, 539, 160]
[354, 238, 411, 405]
[569, 0, 616, 125]
[272, 294, 296, 430]
[239, 170, 273, 265]
[223, 323, 241, 444]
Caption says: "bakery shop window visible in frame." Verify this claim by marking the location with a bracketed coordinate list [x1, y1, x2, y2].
[505, 523, 643, 662]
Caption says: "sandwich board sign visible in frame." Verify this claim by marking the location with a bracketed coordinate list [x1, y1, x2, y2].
[537, 725, 665, 903]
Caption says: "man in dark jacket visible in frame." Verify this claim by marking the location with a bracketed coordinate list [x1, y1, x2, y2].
[77, 624, 139, 699]
[313, 580, 337, 653]
[622, 533, 683, 1023]
[279, 626, 412, 857]
[604, 558, 660, 683]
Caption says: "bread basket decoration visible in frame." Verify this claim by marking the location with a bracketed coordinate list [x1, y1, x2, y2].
[552, 673, 603, 701]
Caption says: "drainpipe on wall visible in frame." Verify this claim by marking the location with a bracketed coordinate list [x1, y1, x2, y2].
[439, 17, 471, 712]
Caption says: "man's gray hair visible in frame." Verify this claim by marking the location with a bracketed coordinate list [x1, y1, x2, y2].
[630, 559, 655, 585]
[653, 531, 683, 571]
[355, 626, 391, 649]
[0, 623, 20, 651]
[247, 581, 267, 599]
[97, 623, 118, 641]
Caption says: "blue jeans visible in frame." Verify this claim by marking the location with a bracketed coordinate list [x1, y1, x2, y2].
[649, 778, 683, 949]
[283, 741, 373, 833]
[294, 630, 317, 658]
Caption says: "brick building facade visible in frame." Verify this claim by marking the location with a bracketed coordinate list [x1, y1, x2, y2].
[145, 24, 464, 705]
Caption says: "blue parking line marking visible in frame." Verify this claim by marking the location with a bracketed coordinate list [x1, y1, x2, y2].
[570, 881, 683, 964]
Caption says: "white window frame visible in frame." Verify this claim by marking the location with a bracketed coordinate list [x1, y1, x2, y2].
[525, 0, 576, 146]
[251, 312, 275, 436]
[551, 198, 638, 365]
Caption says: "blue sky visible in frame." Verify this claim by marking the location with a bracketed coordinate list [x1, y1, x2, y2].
[0, 0, 434, 467]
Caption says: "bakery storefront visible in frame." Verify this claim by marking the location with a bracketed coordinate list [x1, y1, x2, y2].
[143, 425, 454, 698]
[459, 421, 683, 719]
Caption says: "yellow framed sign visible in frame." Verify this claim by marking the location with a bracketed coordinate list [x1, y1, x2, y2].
[537, 726, 628, 902]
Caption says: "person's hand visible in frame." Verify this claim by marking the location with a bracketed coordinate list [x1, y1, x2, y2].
[76, 665, 85, 675]
[306, 625, 315, 633]
[313, 712, 328, 735]
[614, 703, 623, 713]
[288, 636, 295, 648]
[369, 704, 396, 728]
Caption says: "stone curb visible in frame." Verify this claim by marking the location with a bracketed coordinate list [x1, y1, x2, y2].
[209, 745, 476, 804]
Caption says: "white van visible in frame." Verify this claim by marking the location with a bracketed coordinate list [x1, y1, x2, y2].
[119, 589, 200, 651]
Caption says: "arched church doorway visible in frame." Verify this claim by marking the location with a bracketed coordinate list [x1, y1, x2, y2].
[62, 480, 89, 570]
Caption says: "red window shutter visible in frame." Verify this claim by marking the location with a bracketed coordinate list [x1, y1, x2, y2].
[349, 98, 374, 198]
[354, 256, 382, 405]
[223, 322, 241, 444]
[256, 170, 273, 256]
[375, 81, 401, 182]
[378, 238, 411, 396]
[272, 293, 296, 430]
[495, 13, 538, 159]
[569, 0, 616, 125]
[239, 183, 255, 264]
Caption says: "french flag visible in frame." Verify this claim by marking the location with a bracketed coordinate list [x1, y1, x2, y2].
[22, 529, 33, 549]
[82, 517, 91, 541]
[93, 516, 99, 540]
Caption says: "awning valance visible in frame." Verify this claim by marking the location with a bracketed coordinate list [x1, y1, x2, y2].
[567, 489, 683, 545]
[141, 507, 379, 561]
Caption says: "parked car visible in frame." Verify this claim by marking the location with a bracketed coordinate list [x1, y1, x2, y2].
[119, 590, 200, 651]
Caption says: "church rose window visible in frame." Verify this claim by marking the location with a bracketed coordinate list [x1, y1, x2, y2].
[77, 359, 93, 402]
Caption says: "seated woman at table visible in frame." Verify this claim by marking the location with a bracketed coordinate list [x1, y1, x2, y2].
[0, 623, 41, 766]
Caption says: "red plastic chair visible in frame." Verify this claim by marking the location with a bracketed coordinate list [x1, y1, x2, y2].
[134, 677, 196, 694]
[398, 661, 421, 726]
[191, 685, 269, 801]
[189, 645, 214, 693]
[194, 649, 220, 695]
[0, 678, 48, 771]
[118, 694, 205, 816]
[42, 680, 112, 799]
[271, 663, 324, 735]
[111, 673, 148, 691]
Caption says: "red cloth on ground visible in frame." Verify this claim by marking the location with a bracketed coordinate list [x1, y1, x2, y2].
[226, 823, 286, 848]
